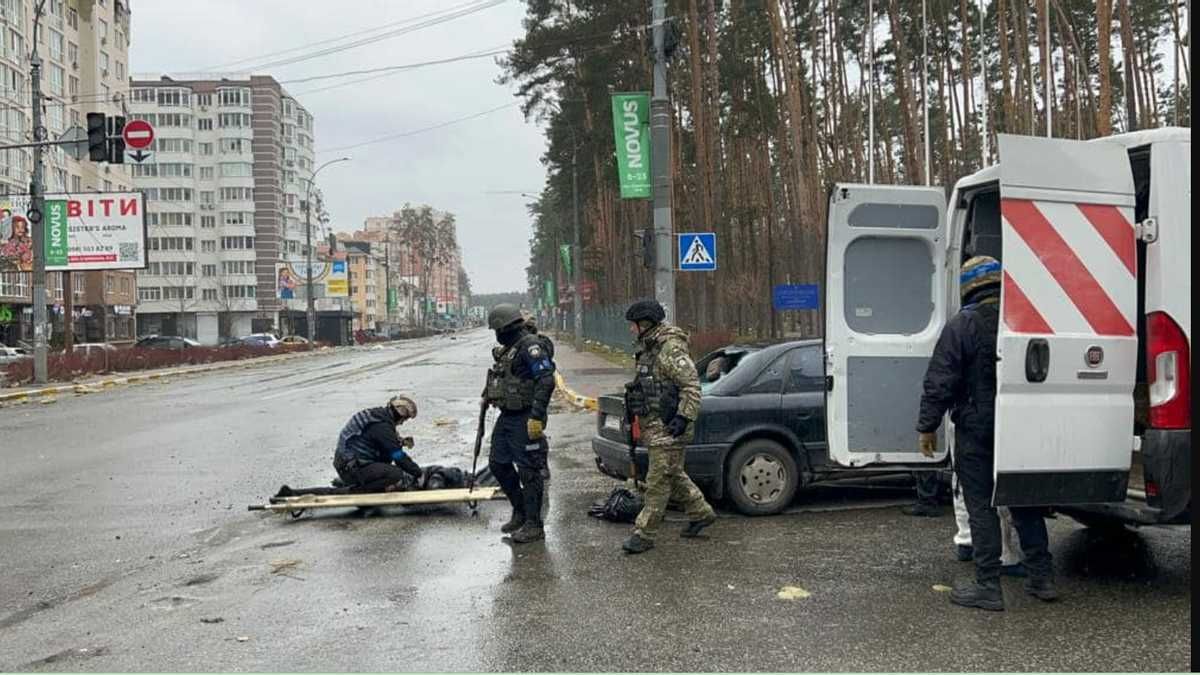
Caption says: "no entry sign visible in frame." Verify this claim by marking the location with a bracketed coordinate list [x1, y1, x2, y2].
[122, 119, 154, 150]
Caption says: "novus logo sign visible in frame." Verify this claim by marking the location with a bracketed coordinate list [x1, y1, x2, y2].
[45, 200, 68, 267]
[610, 92, 651, 199]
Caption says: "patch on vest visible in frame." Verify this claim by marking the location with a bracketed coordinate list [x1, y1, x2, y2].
[676, 356, 690, 370]
[528, 345, 542, 358]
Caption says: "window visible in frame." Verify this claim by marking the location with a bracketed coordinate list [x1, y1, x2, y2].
[115, 61, 124, 81]
[198, 142, 213, 155]
[219, 138, 246, 154]
[199, 167, 214, 180]
[202, 288, 217, 301]
[220, 187, 252, 201]
[49, 30, 63, 61]
[218, 113, 251, 128]
[99, 51, 109, 74]
[70, 175, 81, 191]
[223, 285, 257, 298]
[138, 287, 161, 301]
[785, 347, 825, 394]
[68, 75, 78, 97]
[158, 212, 193, 226]
[155, 138, 192, 153]
[196, 93, 212, 107]
[48, 65, 63, 96]
[98, 19, 108, 40]
[199, 191, 214, 205]
[158, 187, 192, 202]
[743, 353, 786, 395]
[158, 163, 192, 178]
[220, 236, 254, 250]
[218, 87, 251, 107]
[68, 42, 78, 66]
[200, 216, 216, 229]
[131, 163, 157, 177]
[219, 162, 252, 178]
[201, 240, 216, 252]
[132, 88, 155, 103]
[156, 88, 188, 107]
[156, 113, 191, 128]
[197, 118, 214, 131]
[202, 264, 216, 277]
[68, 7, 78, 29]
[221, 260, 254, 274]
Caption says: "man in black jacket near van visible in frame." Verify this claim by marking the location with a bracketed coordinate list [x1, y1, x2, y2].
[916, 256, 1056, 611]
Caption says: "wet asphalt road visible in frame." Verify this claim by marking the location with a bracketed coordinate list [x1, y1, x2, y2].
[0, 329, 1191, 672]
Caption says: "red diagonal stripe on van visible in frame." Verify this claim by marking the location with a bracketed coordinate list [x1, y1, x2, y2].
[1002, 198, 1134, 336]
[1077, 203, 1136, 276]
[1002, 272, 1054, 334]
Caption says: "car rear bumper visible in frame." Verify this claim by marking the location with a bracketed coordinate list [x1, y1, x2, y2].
[591, 435, 727, 497]
[1140, 428, 1191, 522]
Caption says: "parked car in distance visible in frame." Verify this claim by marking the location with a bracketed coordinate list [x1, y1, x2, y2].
[135, 335, 201, 350]
[279, 335, 309, 345]
[240, 333, 281, 348]
[217, 336, 243, 347]
[0, 345, 31, 364]
[72, 343, 118, 358]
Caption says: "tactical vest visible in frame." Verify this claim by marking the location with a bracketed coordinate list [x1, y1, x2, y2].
[628, 336, 680, 421]
[335, 406, 394, 463]
[485, 334, 538, 412]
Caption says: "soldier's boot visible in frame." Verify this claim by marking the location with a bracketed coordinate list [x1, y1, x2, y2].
[500, 510, 526, 534]
[622, 533, 654, 554]
[510, 469, 545, 544]
[949, 579, 1004, 611]
[1024, 576, 1059, 602]
[680, 512, 718, 538]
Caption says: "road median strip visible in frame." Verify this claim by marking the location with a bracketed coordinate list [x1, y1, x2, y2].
[554, 372, 598, 411]
[0, 348, 332, 403]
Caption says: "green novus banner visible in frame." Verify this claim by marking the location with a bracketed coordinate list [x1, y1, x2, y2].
[611, 92, 651, 199]
[44, 199, 69, 267]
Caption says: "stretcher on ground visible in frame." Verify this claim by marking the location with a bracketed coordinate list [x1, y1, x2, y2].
[248, 487, 505, 517]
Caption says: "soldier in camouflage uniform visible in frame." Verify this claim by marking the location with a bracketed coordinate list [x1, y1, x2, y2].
[621, 299, 717, 554]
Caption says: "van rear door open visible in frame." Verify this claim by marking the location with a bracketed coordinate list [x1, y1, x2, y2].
[823, 184, 949, 468]
[993, 134, 1138, 506]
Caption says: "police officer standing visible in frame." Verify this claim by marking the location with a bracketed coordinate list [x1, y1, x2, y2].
[621, 299, 717, 554]
[916, 256, 1057, 610]
[484, 304, 556, 544]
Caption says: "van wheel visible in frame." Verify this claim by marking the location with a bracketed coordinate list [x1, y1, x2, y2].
[725, 439, 800, 516]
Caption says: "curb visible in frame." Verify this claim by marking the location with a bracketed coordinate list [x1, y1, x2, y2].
[554, 372, 599, 411]
[0, 348, 330, 403]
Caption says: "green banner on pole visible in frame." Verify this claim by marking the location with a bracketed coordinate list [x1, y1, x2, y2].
[387, 287, 397, 311]
[559, 244, 573, 279]
[44, 199, 69, 267]
[611, 92, 651, 199]
[544, 279, 556, 306]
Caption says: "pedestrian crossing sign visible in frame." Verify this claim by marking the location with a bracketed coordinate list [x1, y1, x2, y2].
[678, 232, 717, 271]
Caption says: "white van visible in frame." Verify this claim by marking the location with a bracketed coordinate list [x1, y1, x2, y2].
[823, 128, 1189, 527]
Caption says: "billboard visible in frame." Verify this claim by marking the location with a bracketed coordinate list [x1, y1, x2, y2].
[0, 192, 147, 272]
[276, 258, 348, 299]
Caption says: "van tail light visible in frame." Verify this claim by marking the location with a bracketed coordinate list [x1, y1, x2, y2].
[1146, 311, 1191, 429]
[1144, 480, 1161, 499]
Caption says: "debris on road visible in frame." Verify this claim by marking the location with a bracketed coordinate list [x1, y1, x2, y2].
[433, 417, 457, 426]
[236, 636, 250, 643]
[200, 617, 224, 624]
[932, 584, 952, 593]
[270, 559, 302, 575]
[776, 585, 812, 600]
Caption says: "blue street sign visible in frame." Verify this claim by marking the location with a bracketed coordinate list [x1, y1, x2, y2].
[678, 232, 716, 271]
[773, 284, 820, 310]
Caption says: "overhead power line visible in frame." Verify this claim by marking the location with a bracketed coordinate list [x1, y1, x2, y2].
[318, 101, 520, 153]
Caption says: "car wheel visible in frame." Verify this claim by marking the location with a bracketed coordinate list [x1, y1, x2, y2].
[725, 439, 800, 516]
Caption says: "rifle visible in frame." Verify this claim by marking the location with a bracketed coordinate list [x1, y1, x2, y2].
[623, 385, 641, 490]
[466, 398, 488, 514]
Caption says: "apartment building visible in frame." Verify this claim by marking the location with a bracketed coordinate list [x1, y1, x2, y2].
[355, 213, 463, 325]
[0, 0, 137, 346]
[126, 74, 315, 343]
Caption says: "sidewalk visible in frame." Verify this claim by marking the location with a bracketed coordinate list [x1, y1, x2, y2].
[552, 337, 630, 408]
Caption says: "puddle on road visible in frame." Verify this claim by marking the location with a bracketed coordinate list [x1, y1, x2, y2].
[1058, 527, 1162, 580]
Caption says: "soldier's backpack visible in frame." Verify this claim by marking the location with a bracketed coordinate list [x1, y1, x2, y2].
[587, 487, 644, 523]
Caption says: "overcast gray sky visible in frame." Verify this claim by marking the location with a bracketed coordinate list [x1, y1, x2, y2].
[129, 0, 546, 293]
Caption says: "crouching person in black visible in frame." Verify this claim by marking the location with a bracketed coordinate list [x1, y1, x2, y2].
[332, 395, 424, 493]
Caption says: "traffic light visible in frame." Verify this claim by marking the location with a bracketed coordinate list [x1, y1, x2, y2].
[86, 112, 107, 162]
[106, 115, 125, 164]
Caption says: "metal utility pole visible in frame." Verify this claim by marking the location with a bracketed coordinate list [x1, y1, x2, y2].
[303, 156, 350, 344]
[868, 0, 875, 184]
[30, 1, 48, 383]
[650, 0, 675, 321]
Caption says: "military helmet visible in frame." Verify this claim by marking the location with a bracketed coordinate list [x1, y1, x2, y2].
[960, 255, 1002, 300]
[487, 304, 525, 332]
[388, 395, 418, 421]
[624, 299, 666, 324]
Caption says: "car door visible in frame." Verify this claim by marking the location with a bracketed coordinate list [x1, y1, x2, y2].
[782, 345, 827, 452]
[734, 350, 787, 430]
[824, 183, 950, 468]
[992, 134, 1138, 506]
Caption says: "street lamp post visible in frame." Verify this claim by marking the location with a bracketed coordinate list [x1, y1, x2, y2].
[303, 157, 350, 344]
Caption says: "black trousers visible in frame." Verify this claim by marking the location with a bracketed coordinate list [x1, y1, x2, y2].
[915, 471, 941, 506]
[954, 431, 1053, 584]
[488, 411, 549, 525]
[334, 458, 414, 493]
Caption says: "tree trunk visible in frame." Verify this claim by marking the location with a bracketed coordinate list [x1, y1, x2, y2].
[887, 0, 924, 183]
[998, 0, 1015, 131]
[1035, 0, 1051, 134]
[959, 0, 975, 161]
[1097, 0, 1114, 135]
[1117, 0, 1138, 130]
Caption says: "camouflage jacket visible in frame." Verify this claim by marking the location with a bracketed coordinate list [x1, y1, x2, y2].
[633, 322, 701, 447]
